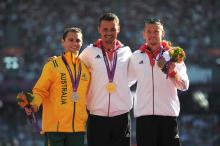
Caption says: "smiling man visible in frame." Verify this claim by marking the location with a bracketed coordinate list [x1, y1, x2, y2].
[80, 13, 133, 146]
[129, 18, 189, 146]
[20, 27, 91, 146]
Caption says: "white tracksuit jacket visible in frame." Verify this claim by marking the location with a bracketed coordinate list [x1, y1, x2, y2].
[129, 50, 189, 118]
[80, 44, 133, 117]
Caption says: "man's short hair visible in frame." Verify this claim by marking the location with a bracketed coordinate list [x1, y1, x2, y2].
[62, 27, 83, 40]
[98, 12, 120, 27]
[144, 18, 164, 30]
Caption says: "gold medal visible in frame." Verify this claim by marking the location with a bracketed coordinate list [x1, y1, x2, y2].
[106, 82, 116, 93]
[71, 92, 80, 102]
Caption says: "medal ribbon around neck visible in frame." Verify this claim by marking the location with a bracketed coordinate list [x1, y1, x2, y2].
[101, 43, 118, 83]
[156, 46, 165, 61]
[61, 53, 82, 93]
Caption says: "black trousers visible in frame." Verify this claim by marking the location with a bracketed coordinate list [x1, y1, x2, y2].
[44, 132, 85, 146]
[87, 112, 131, 146]
[136, 115, 181, 146]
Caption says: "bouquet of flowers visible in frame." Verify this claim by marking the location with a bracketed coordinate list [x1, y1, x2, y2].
[17, 92, 34, 108]
[157, 46, 186, 76]
[169, 47, 186, 63]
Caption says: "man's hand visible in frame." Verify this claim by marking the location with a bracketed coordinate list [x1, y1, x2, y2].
[168, 62, 176, 74]
[24, 106, 33, 116]
[24, 105, 38, 116]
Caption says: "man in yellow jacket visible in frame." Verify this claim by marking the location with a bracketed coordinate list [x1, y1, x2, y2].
[25, 27, 90, 146]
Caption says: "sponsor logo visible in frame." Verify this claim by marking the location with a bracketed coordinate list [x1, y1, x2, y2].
[95, 54, 101, 59]
[139, 60, 144, 64]
[175, 133, 179, 139]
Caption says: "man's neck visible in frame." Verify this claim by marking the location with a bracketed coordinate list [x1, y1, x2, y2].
[71, 52, 79, 64]
[102, 41, 116, 51]
[148, 44, 161, 52]
[65, 51, 79, 59]
[65, 50, 79, 55]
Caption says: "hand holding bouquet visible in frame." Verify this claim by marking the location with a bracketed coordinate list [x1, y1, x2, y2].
[157, 46, 186, 78]
[16, 91, 40, 132]
[16, 92, 34, 109]
[17, 91, 39, 114]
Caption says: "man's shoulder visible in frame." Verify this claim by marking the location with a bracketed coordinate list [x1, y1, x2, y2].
[130, 50, 144, 61]
[45, 55, 62, 68]
[81, 44, 98, 53]
[81, 44, 101, 56]
[133, 50, 143, 55]
[119, 45, 132, 54]
[85, 44, 99, 49]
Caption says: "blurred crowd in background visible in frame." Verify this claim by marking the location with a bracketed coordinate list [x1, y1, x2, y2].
[0, 0, 220, 145]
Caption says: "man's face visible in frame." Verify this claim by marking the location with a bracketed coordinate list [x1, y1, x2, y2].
[61, 32, 82, 54]
[98, 20, 120, 45]
[143, 23, 164, 48]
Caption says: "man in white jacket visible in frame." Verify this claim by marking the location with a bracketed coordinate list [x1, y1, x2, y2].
[129, 18, 189, 146]
[80, 13, 132, 146]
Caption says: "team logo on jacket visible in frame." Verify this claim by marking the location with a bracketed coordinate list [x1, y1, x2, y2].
[174, 133, 180, 139]
[124, 127, 131, 138]
[81, 73, 88, 81]
[139, 60, 144, 64]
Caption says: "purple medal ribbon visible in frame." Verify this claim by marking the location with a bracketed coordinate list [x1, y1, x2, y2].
[62, 53, 82, 93]
[156, 46, 165, 61]
[157, 46, 170, 79]
[101, 44, 118, 82]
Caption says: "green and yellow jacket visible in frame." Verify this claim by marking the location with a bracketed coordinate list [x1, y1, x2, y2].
[32, 52, 90, 132]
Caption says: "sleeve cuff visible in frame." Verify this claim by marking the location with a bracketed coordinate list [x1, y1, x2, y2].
[168, 71, 177, 78]
[31, 94, 42, 107]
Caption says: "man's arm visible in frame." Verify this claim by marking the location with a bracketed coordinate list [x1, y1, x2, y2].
[169, 62, 189, 91]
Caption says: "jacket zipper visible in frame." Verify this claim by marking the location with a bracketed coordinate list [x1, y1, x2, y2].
[151, 65, 155, 115]
[57, 121, 59, 132]
[107, 93, 110, 116]
[72, 62, 76, 132]
[72, 102, 76, 132]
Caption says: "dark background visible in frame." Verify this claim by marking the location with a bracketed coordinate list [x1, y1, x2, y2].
[0, 0, 220, 145]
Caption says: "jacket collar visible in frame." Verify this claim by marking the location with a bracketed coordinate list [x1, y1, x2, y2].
[63, 51, 80, 64]
[139, 41, 170, 66]
[94, 39, 123, 53]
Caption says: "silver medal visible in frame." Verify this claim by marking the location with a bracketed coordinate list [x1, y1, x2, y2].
[72, 92, 80, 102]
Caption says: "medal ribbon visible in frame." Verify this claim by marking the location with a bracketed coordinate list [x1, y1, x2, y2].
[101, 44, 118, 82]
[156, 46, 165, 61]
[62, 53, 82, 92]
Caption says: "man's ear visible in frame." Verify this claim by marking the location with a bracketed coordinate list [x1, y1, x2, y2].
[162, 30, 165, 38]
[142, 31, 145, 39]
[98, 26, 101, 34]
[61, 38, 64, 46]
[118, 25, 120, 33]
